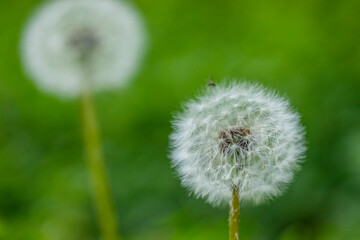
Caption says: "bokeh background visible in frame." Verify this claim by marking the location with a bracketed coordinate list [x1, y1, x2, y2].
[1, 0, 360, 239]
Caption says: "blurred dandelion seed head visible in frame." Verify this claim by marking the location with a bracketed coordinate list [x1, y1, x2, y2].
[170, 81, 306, 205]
[21, 0, 145, 98]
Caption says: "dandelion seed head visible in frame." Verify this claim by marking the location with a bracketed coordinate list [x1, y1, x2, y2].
[21, 0, 145, 98]
[170, 81, 306, 205]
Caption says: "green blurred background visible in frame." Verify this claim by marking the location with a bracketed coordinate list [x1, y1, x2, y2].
[1, 0, 360, 239]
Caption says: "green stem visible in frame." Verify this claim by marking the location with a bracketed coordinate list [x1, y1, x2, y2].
[80, 88, 120, 240]
[229, 187, 240, 240]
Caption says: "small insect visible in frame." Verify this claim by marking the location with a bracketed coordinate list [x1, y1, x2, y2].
[207, 76, 216, 86]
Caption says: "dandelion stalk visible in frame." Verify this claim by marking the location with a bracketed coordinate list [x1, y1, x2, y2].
[80, 87, 120, 240]
[229, 187, 240, 240]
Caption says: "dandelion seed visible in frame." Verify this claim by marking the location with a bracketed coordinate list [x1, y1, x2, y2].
[21, 0, 145, 98]
[170, 81, 306, 205]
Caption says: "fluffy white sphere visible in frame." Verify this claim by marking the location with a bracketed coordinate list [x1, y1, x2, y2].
[21, 0, 145, 98]
[170, 81, 306, 205]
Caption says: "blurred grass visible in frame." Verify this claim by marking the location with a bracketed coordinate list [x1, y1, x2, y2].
[0, 0, 360, 239]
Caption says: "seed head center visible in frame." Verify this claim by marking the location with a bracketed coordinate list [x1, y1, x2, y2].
[219, 127, 251, 154]
[68, 28, 99, 60]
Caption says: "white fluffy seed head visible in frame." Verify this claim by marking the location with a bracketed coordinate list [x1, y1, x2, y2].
[170, 81, 306, 206]
[21, 0, 145, 99]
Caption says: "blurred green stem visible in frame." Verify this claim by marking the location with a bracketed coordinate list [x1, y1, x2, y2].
[229, 187, 240, 240]
[80, 88, 121, 240]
